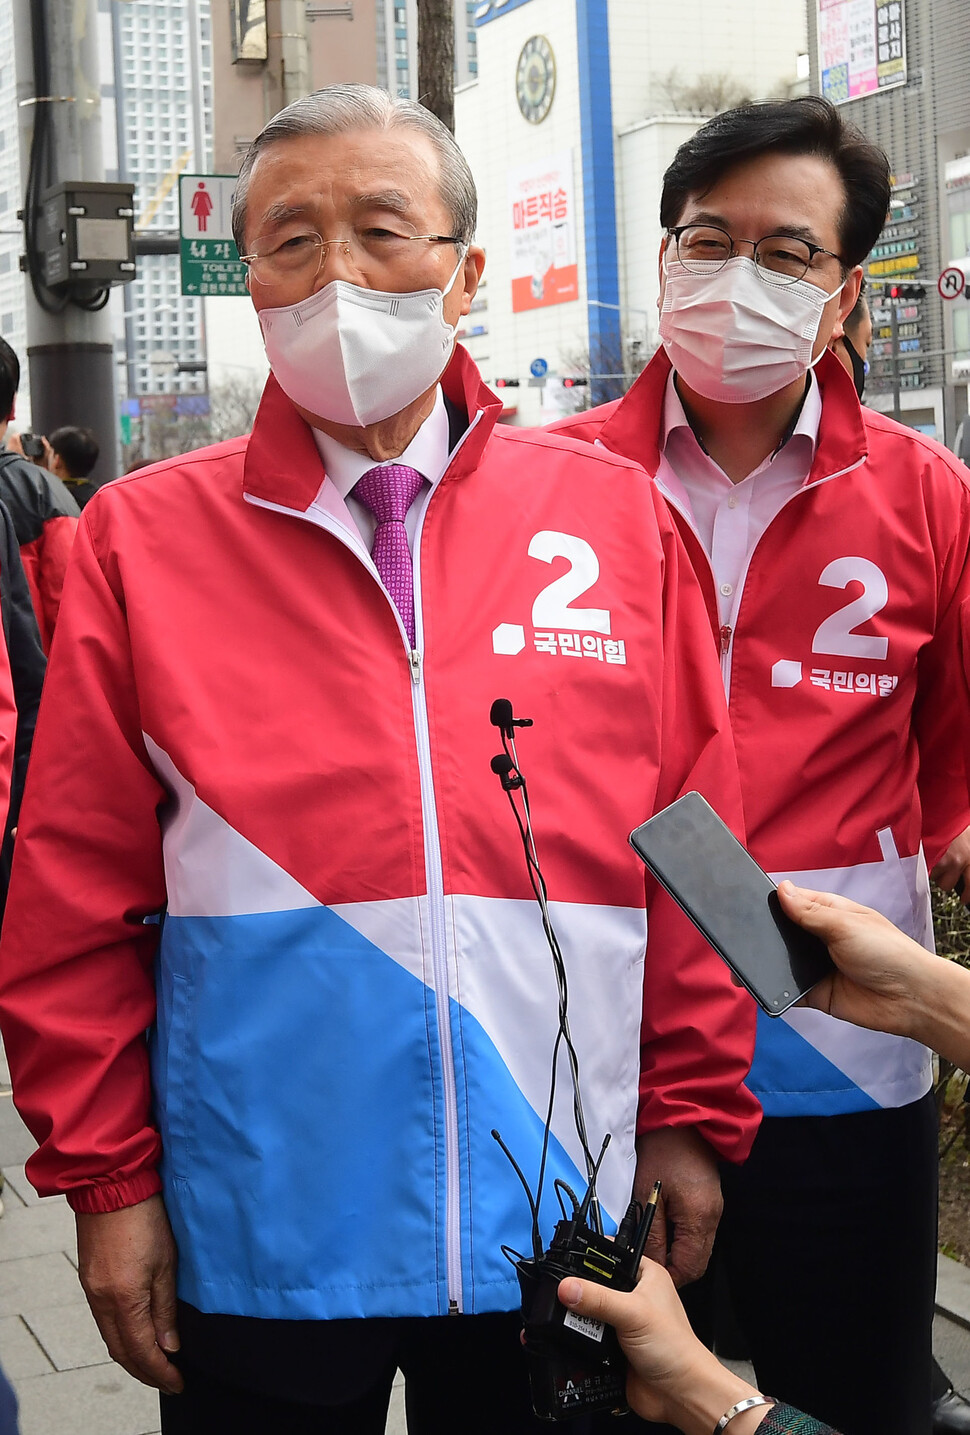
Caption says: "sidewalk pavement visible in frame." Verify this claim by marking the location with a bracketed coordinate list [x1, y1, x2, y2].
[0, 1046, 967, 1434]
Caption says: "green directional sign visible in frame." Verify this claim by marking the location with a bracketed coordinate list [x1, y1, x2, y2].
[178, 174, 248, 297]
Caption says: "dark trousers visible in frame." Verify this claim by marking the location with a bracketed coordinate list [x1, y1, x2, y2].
[686, 1093, 939, 1435]
[159, 1307, 622, 1435]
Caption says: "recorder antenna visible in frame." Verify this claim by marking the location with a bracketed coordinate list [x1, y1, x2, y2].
[492, 1128, 543, 1260]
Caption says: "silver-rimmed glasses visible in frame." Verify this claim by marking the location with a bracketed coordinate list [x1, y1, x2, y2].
[666, 224, 846, 286]
[240, 225, 464, 287]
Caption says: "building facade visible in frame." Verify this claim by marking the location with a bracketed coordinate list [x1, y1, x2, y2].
[809, 0, 970, 444]
[455, 0, 808, 425]
[108, 0, 214, 407]
[376, 0, 478, 99]
[0, 0, 36, 418]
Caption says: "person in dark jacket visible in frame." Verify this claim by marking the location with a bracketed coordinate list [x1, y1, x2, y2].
[0, 498, 45, 870]
[0, 340, 80, 651]
[46, 426, 100, 510]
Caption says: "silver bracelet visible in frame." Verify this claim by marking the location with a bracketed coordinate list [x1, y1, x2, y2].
[714, 1394, 777, 1432]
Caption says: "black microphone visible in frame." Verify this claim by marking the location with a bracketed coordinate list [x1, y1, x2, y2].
[490, 753, 522, 791]
[490, 697, 534, 739]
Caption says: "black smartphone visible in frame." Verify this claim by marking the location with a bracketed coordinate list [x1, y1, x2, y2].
[629, 791, 833, 1015]
[19, 433, 45, 461]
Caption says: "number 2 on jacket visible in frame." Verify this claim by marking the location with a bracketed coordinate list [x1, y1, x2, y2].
[811, 556, 889, 661]
[529, 531, 612, 635]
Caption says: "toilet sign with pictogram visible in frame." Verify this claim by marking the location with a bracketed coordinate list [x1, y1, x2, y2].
[178, 174, 248, 297]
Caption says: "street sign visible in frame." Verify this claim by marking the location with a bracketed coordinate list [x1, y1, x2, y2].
[938, 266, 966, 301]
[530, 357, 548, 378]
[178, 174, 248, 297]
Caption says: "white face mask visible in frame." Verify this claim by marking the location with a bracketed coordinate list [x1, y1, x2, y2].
[258, 253, 466, 426]
[659, 255, 845, 404]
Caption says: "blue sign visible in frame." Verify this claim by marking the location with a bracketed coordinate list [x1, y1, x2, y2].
[473, 0, 534, 25]
[530, 357, 548, 378]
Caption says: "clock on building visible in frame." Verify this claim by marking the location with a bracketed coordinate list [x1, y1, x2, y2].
[516, 35, 556, 124]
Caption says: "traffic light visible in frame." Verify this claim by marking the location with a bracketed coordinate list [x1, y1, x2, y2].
[561, 377, 589, 389]
[493, 378, 520, 388]
[886, 283, 925, 300]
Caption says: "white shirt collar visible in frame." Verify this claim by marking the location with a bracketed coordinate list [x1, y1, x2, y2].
[660, 369, 822, 475]
[310, 386, 451, 498]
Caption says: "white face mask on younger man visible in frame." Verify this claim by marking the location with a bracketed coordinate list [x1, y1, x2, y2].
[258, 253, 467, 427]
[659, 255, 845, 404]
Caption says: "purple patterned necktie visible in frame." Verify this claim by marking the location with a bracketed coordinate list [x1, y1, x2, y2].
[353, 463, 426, 647]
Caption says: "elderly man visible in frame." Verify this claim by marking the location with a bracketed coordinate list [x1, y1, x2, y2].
[0, 86, 759, 1434]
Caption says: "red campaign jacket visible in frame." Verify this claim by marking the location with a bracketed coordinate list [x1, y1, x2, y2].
[0, 349, 759, 1319]
[0, 453, 80, 653]
[551, 349, 970, 1116]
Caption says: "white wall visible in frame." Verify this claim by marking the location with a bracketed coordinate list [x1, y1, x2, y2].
[608, 0, 807, 128]
[456, 0, 809, 424]
[456, 0, 587, 426]
[203, 294, 269, 389]
[616, 115, 701, 353]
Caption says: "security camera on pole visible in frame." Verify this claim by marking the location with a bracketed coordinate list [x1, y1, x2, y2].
[13, 0, 134, 484]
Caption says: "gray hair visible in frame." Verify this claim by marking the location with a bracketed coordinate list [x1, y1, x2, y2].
[231, 84, 477, 252]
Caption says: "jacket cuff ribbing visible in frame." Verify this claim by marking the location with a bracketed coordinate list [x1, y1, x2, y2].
[66, 1169, 162, 1215]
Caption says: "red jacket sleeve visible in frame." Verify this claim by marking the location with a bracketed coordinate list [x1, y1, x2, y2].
[0, 564, 17, 841]
[18, 514, 78, 654]
[38, 514, 79, 653]
[913, 470, 970, 867]
[0, 510, 166, 1212]
[638, 486, 761, 1164]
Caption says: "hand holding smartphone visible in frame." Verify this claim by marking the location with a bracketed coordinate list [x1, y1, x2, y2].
[629, 792, 833, 1015]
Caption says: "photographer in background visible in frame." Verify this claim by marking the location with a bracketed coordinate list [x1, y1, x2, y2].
[46, 427, 100, 510]
[0, 340, 80, 652]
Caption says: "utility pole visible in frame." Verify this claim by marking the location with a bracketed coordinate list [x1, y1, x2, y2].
[275, 0, 311, 110]
[417, 0, 455, 134]
[13, 0, 118, 485]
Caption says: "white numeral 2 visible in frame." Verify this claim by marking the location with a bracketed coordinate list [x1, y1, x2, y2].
[529, 531, 611, 635]
[811, 557, 889, 661]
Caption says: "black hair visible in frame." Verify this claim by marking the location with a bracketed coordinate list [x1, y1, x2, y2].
[660, 96, 891, 269]
[0, 338, 20, 420]
[48, 426, 99, 479]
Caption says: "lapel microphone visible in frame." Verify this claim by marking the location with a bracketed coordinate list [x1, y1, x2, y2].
[489, 697, 533, 741]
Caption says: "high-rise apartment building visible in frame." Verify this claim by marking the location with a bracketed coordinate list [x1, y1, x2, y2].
[108, 0, 213, 403]
[376, 0, 479, 98]
[0, 2, 33, 415]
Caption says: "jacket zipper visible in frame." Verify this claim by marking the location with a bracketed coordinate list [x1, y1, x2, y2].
[409, 490, 465, 1314]
[244, 423, 487, 1315]
[407, 642, 462, 1312]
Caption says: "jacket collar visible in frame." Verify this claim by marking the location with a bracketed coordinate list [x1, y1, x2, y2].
[595, 344, 868, 486]
[242, 346, 503, 511]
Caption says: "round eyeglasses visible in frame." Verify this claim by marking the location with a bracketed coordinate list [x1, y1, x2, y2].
[240, 225, 464, 288]
[666, 224, 846, 287]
